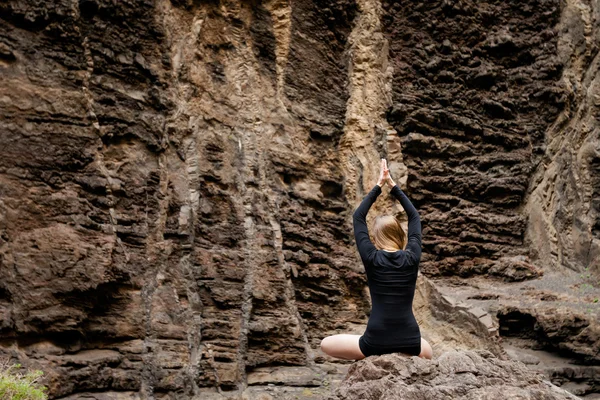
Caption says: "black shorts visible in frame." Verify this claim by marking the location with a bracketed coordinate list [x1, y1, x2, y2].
[358, 335, 421, 357]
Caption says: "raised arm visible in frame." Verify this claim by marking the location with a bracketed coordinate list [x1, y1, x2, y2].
[352, 185, 382, 264]
[390, 184, 422, 266]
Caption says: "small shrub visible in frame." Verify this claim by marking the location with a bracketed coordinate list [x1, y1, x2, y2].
[0, 359, 48, 400]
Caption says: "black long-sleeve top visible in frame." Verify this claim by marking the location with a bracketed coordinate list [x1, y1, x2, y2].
[352, 184, 423, 348]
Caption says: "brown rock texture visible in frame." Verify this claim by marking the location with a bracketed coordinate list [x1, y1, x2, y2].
[382, 0, 568, 277]
[0, 0, 598, 399]
[328, 350, 580, 400]
[379, 0, 600, 395]
[0, 0, 367, 398]
[525, 0, 600, 277]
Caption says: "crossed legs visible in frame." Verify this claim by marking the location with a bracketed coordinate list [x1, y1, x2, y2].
[320, 334, 433, 360]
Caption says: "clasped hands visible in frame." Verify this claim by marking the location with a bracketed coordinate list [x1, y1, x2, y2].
[377, 158, 396, 188]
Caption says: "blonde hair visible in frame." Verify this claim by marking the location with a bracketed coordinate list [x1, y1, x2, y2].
[371, 215, 407, 251]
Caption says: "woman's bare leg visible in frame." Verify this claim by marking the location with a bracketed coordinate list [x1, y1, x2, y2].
[320, 334, 366, 360]
[419, 338, 433, 359]
[321, 335, 431, 360]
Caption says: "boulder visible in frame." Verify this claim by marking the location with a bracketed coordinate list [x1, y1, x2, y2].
[328, 350, 580, 400]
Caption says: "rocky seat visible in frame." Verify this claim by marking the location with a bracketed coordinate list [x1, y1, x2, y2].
[327, 350, 580, 400]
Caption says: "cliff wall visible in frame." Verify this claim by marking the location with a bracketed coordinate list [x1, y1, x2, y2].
[0, 0, 598, 398]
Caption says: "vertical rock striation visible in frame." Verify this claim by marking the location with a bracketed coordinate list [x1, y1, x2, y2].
[0, 0, 598, 399]
[0, 0, 367, 398]
[525, 0, 600, 277]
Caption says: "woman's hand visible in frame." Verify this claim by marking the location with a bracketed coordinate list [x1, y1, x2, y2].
[377, 159, 386, 187]
[382, 159, 396, 187]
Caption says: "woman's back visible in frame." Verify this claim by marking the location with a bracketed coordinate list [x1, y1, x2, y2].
[352, 183, 423, 354]
[363, 250, 420, 347]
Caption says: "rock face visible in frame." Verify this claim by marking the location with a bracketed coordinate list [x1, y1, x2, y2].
[328, 350, 580, 400]
[382, 0, 568, 277]
[0, 0, 598, 399]
[0, 0, 360, 397]
[525, 0, 600, 277]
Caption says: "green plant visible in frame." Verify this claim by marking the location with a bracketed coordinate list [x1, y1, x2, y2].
[580, 267, 591, 280]
[0, 359, 48, 400]
[579, 267, 600, 288]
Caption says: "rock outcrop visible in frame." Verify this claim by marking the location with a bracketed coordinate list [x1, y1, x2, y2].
[0, 0, 598, 398]
[328, 350, 580, 400]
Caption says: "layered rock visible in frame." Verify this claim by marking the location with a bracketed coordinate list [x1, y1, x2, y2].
[525, 0, 600, 278]
[328, 350, 580, 400]
[0, 0, 361, 397]
[382, 0, 568, 277]
[0, 0, 598, 399]
[380, 0, 600, 396]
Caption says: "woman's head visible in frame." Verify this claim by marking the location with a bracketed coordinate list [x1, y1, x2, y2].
[371, 215, 407, 251]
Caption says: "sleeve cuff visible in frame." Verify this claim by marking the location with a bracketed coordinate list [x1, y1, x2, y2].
[372, 185, 382, 194]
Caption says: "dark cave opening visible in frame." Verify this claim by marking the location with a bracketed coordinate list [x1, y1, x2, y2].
[497, 310, 537, 339]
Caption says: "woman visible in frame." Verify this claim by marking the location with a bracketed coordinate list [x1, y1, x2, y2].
[320, 159, 433, 360]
